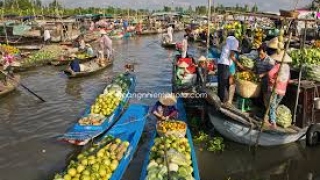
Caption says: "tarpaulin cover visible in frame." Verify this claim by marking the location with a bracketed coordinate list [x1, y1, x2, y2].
[13, 24, 31, 36]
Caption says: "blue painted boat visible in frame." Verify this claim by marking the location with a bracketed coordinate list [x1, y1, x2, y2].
[140, 98, 200, 180]
[59, 72, 136, 145]
[103, 104, 149, 180]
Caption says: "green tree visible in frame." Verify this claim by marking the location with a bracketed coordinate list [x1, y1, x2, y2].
[251, 3, 258, 12]
[163, 6, 171, 12]
[244, 4, 249, 12]
[49, 0, 62, 9]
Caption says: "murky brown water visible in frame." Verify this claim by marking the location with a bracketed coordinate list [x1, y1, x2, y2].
[0, 33, 319, 180]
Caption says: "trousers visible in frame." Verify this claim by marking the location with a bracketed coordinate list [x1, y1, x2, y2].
[217, 64, 230, 103]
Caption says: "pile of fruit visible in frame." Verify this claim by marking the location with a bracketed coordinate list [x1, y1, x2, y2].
[112, 74, 131, 92]
[239, 55, 255, 69]
[78, 114, 105, 126]
[157, 121, 187, 137]
[0, 44, 19, 54]
[90, 90, 122, 117]
[290, 48, 320, 67]
[53, 136, 129, 180]
[22, 45, 65, 66]
[253, 28, 263, 48]
[235, 71, 260, 82]
[146, 135, 194, 180]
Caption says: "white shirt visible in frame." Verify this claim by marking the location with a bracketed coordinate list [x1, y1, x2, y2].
[167, 26, 173, 35]
[182, 38, 188, 52]
[218, 44, 231, 65]
[44, 30, 50, 41]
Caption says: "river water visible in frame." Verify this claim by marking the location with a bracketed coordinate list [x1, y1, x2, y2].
[0, 33, 319, 180]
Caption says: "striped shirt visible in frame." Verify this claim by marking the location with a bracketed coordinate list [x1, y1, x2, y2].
[255, 55, 275, 75]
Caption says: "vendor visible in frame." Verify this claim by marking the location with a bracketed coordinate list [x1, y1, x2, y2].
[2, 51, 15, 78]
[152, 93, 178, 121]
[181, 34, 188, 58]
[78, 35, 86, 51]
[85, 44, 94, 57]
[266, 50, 292, 129]
[176, 59, 196, 85]
[255, 43, 275, 107]
[68, 54, 81, 72]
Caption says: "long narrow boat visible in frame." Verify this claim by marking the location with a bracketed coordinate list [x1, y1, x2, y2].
[161, 42, 176, 49]
[0, 75, 20, 98]
[59, 72, 136, 145]
[50, 56, 96, 66]
[64, 58, 113, 78]
[101, 104, 149, 180]
[15, 44, 43, 51]
[53, 104, 148, 180]
[140, 98, 200, 180]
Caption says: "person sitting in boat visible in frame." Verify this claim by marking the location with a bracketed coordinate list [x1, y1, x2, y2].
[176, 60, 197, 85]
[68, 54, 81, 73]
[152, 93, 178, 121]
[255, 43, 276, 107]
[99, 30, 113, 59]
[77, 35, 86, 51]
[197, 56, 216, 87]
[85, 44, 94, 57]
[266, 50, 293, 129]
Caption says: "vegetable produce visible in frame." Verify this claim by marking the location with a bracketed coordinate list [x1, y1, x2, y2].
[253, 28, 263, 48]
[53, 136, 129, 180]
[235, 71, 260, 82]
[112, 73, 131, 92]
[289, 48, 320, 67]
[305, 65, 320, 82]
[146, 135, 195, 180]
[276, 105, 292, 128]
[0, 44, 19, 54]
[239, 55, 255, 69]
[193, 131, 225, 152]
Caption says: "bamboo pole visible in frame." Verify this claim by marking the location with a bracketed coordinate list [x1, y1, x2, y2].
[206, 0, 212, 58]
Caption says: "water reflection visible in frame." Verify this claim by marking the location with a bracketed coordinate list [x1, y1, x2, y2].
[65, 79, 82, 98]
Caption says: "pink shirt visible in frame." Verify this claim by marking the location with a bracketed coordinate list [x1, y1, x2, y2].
[268, 63, 290, 96]
[99, 35, 112, 51]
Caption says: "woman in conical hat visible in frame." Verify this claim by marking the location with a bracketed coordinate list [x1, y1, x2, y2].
[152, 93, 178, 121]
[266, 49, 293, 129]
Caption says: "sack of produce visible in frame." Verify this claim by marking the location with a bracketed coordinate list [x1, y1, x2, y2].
[78, 114, 105, 126]
[239, 55, 256, 69]
[276, 105, 292, 128]
[235, 71, 261, 98]
[156, 120, 187, 138]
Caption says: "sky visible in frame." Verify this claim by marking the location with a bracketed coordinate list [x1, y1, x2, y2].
[41, 0, 312, 13]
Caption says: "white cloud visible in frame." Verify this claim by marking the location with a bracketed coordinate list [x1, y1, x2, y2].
[41, 0, 312, 12]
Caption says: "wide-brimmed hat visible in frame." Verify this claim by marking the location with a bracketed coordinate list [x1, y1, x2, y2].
[159, 93, 177, 106]
[270, 50, 292, 63]
[69, 53, 77, 58]
[198, 56, 207, 62]
[100, 29, 107, 35]
[267, 37, 279, 49]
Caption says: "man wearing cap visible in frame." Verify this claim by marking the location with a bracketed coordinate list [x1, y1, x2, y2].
[99, 30, 113, 60]
[152, 93, 178, 121]
[266, 50, 292, 128]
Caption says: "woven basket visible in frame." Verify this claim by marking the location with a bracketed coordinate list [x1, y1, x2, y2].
[280, 9, 299, 18]
[156, 121, 187, 138]
[235, 79, 261, 98]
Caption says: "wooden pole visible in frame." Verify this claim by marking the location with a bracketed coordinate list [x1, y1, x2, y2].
[206, 0, 212, 58]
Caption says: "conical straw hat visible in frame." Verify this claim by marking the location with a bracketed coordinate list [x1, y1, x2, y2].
[159, 93, 177, 106]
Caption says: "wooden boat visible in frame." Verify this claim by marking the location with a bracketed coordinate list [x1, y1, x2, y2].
[161, 42, 176, 49]
[139, 29, 158, 35]
[49, 56, 96, 66]
[140, 98, 200, 180]
[0, 75, 20, 98]
[64, 58, 113, 78]
[99, 104, 149, 180]
[201, 86, 308, 146]
[15, 44, 43, 51]
[0, 36, 43, 45]
[59, 72, 136, 145]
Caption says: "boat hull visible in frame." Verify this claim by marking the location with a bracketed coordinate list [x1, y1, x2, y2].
[64, 59, 113, 78]
[0, 75, 20, 97]
[208, 109, 307, 146]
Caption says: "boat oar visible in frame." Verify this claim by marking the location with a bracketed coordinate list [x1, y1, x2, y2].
[0, 71, 46, 102]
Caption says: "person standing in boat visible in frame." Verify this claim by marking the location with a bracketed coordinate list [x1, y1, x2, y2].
[181, 34, 188, 58]
[2, 51, 15, 78]
[167, 24, 173, 43]
[152, 93, 178, 121]
[43, 29, 51, 44]
[254, 43, 275, 107]
[99, 30, 113, 60]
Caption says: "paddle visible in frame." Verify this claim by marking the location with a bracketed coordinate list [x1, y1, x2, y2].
[0, 71, 46, 102]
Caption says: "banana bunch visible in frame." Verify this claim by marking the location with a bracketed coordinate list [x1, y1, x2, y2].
[253, 28, 263, 48]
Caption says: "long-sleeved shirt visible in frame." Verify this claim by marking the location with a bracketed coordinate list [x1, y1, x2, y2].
[99, 35, 113, 52]
[268, 63, 290, 96]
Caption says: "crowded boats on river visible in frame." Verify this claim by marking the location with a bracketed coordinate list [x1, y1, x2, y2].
[1, 6, 320, 180]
